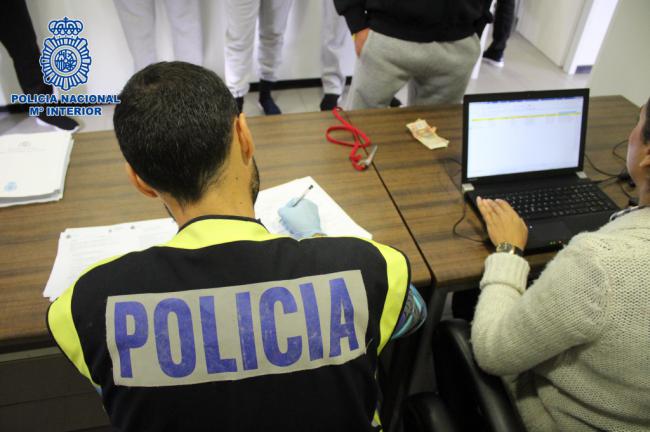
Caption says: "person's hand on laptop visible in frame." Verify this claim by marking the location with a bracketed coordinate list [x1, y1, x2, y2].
[477, 197, 528, 250]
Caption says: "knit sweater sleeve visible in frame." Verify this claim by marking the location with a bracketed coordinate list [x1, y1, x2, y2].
[471, 235, 610, 376]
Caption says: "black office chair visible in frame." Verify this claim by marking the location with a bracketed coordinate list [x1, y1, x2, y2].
[403, 392, 462, 432]
[403, 319, 527, 432]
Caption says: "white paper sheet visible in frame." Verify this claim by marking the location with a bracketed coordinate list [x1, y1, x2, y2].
[43, 218, 177, 300]
[0, 131, 74, 207]
[44, 178, 371, 301]
[255, 176, 371, 239]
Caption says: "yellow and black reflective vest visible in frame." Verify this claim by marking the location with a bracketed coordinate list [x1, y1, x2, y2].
[48, 216, 410, 431]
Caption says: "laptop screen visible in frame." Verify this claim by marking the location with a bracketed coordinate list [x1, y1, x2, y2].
[465, 94, 586, 180]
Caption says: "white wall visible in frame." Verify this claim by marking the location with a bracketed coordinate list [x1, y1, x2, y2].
[0, 0, 356, 104]
[517, 0, 585, 67]
[563, 0, 618, 73]
[589, 0, 650, 106]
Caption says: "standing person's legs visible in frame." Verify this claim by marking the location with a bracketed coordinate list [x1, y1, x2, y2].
[164, 0, 203, 66]
[257, 0, 293, 84]
[320, 0, 349, 110]
[257, 0, 293, 114]
[484, 0, 515, 62]
[0, 0, 52, 95]
[346, 31, 410, 110]
[225, 0, 259, 106]
[114, 0, 157, 72]
[408, 35, 479, 106]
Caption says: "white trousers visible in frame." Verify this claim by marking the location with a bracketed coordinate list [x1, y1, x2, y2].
[321, 0, 349, 95]
[224, 0, 294, 97]
[114, 0, 203, 72]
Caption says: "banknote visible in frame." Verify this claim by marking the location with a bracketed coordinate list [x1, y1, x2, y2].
[406, 119, 449, 150]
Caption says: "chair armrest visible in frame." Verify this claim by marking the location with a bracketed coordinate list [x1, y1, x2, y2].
[402, 393, 461, 432]
[433, 319, 526, 432]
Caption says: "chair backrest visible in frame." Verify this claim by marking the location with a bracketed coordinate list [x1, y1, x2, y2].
[403, 393, 462, 432]
[433, 319, 527, 432]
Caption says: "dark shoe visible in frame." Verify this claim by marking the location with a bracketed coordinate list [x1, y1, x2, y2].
[258, 79, 274, 98]
[258, 80, 281, 115]
[482, 49, 504, 68]
[37, 112, 79, 132]
[235, 97, 244, 113]
[320, 93, 340, 111]
[258, 97, 281, 115]
[390, 97, 402, 108]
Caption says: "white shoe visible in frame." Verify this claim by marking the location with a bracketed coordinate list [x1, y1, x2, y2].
[482, 56, 505, 68]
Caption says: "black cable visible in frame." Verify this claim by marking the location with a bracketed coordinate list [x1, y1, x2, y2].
[441, 157, 462, 190]
[584, 153, 620, 178]
[594, 176, 619, 186]
[451, 200, 487, 243]
[442, 157, 461, 166]
[440, 157, 488, 243]
[617, 180, 634, 199]
[612, 139, 627, 162]
[585, 138, 629, 179]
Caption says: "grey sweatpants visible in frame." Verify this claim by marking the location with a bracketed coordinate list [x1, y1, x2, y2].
[346, 31, 480, 109]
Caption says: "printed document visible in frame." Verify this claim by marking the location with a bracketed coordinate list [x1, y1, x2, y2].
[0, 131, 74, 207]
[44, 177, 371, 300]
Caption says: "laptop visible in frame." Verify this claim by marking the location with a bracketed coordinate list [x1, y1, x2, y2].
[461, 89, 619, 253]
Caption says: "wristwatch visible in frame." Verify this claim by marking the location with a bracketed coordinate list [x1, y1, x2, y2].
[495, 242, 524, 257]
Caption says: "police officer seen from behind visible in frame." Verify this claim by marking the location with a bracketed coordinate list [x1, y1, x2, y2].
[47, 62, 426, 431]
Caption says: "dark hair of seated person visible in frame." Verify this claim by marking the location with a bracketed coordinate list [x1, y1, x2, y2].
[113, 61, 239, 206]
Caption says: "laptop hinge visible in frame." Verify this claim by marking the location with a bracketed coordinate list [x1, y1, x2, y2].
[576, 171, 588, 179]
[461, 183, 475, 194]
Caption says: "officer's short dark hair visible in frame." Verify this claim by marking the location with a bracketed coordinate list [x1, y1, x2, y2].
[114, 61, 239, 205]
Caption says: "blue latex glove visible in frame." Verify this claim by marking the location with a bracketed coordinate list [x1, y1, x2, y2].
[278, 198, 323, 239]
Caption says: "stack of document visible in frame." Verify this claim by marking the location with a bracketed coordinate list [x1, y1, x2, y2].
[0, 131, 74, 207]
[44, 177, 371, 301]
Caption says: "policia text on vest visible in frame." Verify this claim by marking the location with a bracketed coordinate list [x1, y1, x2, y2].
[107, 270, 368, 386]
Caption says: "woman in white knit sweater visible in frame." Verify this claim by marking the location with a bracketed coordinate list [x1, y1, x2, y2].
[471, 99, 650, 432]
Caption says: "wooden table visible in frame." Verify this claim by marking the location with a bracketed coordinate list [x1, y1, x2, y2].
[0, 110, 431, 352]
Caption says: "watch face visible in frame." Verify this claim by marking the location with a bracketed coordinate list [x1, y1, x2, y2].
[496, 243, 514, 253]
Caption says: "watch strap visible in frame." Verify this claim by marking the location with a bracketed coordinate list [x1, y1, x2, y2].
[496, 242, 524, 257]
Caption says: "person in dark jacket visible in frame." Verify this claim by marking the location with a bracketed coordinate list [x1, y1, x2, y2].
[334, 0, 492, 108]
[482, 0, 516, 67]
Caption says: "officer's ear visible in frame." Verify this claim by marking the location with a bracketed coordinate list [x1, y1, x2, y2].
[124, 162, 158, 198]
[234, 113, 255, 164]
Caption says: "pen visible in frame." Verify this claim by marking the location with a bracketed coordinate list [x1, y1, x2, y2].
[292, 185, 313, 207]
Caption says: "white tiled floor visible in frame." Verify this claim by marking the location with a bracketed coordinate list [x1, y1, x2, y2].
[0, 31, 590, 136]
[467, 32, 589, 94]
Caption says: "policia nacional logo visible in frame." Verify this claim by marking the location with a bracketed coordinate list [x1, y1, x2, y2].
[40, 17, 91, 91]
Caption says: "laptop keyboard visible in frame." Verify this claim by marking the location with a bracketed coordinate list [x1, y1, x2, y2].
[481, 183, 618, 221]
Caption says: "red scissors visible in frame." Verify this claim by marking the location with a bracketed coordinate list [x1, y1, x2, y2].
[326, 107, 377, 171]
